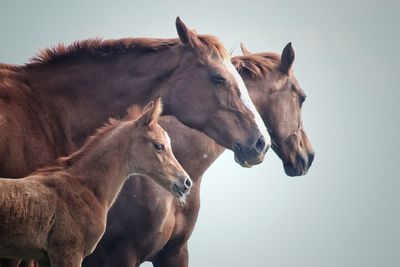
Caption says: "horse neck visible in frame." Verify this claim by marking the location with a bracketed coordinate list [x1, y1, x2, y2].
[25, 47, 182, 148]
[159, 116, 225, 184]
[68, 122, 135, 209]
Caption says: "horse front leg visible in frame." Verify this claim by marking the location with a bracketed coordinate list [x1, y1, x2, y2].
[47, 250, 83, 267]
[152, 243, 189, 267]
[102, 244, 139, 267]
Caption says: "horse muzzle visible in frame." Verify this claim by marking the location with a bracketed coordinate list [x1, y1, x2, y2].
[233, 135, 270, 167]
[283, 150, 315, 177]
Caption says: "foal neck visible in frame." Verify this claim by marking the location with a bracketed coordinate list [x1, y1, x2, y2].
[65, 121, 136, 209]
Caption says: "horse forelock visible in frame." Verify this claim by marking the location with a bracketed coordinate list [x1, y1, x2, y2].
[196, 34, 229, 60]
[231, 52, 281, 79]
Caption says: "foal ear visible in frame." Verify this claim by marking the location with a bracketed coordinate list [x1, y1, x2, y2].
[137, 98, 163, 127]
[240, 43, 251, 55]
[280, 42, 295, 74]
[176, 17, 198, 48]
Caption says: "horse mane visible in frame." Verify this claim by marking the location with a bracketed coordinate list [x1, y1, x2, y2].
[231, 52, 281, 79]
[57, 104, 145, 168]
[25, 34, 228, 67]
[0, 63, 19, 71]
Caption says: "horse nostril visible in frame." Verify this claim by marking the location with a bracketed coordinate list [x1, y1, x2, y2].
[255, 136, 266, 153]
[295, 154, 306, 171]
[308, 151, 315, 167]
[183, 178, 193, 193]
[184, 177, 192, 190]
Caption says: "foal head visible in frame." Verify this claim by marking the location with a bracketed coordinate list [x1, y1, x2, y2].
[233, 43, 315, 176]
[162, 17, 270, 167]
[129, 99, 192, 199]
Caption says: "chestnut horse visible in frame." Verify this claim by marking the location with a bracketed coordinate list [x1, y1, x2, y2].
[0, 99, 192, 267]
[0, 16, 269, 183]
[82, 43, 315, 267]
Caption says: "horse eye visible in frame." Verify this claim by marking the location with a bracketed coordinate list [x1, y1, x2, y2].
[300, 94, 307, 103]
[153, 143, 164, 151]
[211, 74, 227, 85]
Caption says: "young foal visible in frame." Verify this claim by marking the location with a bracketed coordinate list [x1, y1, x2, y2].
[82, 43, 315, 267]
[0, 100, 191, 267]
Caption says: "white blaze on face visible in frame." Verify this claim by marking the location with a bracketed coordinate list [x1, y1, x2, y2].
[223, 59, 271, 146]
[163, 131, 172, 147]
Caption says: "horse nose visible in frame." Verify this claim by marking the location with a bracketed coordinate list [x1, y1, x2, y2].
[184, 177, 192, 192]
[255, 135, 266, 154]
[295, 154, 306, 172]
[307, 150, 315, 169]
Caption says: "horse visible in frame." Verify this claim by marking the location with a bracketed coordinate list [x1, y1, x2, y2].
[0, 99, 192, 267]
[81, 43, 315, 267]
[0, 16, 269, 184]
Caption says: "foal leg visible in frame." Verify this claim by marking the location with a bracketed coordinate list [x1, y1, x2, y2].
[152, 243, 189, 267]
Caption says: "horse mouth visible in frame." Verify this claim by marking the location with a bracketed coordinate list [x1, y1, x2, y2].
[172, 183, 187, 198]
[284, 165, 307, 177]
[234, 153, 253, 168]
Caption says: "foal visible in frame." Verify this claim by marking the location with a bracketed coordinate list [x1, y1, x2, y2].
[0, 99, 191, 267]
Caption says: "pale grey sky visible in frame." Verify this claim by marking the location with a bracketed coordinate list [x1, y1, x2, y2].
[1, 0, 399, 266]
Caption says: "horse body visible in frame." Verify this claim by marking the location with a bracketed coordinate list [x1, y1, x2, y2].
[0, 101, 191, 266]
[83, 44, 315, 267]
[0, 173, 104, 262]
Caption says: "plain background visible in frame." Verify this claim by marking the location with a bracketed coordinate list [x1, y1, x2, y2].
[1, 0, 399, 266]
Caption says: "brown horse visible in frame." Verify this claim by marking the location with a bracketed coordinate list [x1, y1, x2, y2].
[82, 43, 315, 267]
[0, 16, 269, 184]
[0, 99, 192, 267]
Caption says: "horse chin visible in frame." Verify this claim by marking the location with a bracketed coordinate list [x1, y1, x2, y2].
[234, 154, 253, 168]
[283, 164, 307, 177]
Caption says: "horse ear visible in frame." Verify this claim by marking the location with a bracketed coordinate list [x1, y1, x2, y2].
[176, 17, 197, 47]
[280, 42, 295, 74]
[137, 98, 163, 127]
[240, 43, 251, 55]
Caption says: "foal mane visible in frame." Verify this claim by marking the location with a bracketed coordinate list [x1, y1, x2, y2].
[25, 34, 228, 67]
[231, 52, 281, 79]
[57, 105, 145, 168]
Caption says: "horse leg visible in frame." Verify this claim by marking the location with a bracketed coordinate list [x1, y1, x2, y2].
[17, 260, 39, 267]
[0, 259, 22, 267]
[47, 251, 83, 267]
[102, 244, 138, 267]
[152, 243, 189, 267]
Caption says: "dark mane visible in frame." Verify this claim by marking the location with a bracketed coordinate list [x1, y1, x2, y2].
[25, 34, 228, 67]
[231, 52, 281, 78]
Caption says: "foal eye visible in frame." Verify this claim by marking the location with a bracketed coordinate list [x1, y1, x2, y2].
[153, 143, 164, 151]
[211, 74, 227, 85]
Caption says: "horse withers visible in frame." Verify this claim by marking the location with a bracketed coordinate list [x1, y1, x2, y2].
[0, 99, 191, 267]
